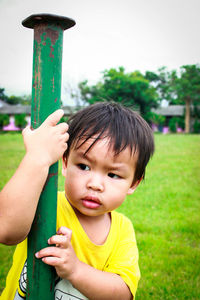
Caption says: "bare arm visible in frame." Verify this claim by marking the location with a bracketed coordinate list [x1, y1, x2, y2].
[36, 227, 132, 300]
[0, 110, 68, 245]
[69, 261, 132, 300]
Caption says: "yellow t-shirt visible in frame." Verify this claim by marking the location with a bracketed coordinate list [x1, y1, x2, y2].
[1, 191, 140, 299]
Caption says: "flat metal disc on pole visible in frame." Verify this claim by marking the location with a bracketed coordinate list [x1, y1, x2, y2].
[22, 13, 76, 30]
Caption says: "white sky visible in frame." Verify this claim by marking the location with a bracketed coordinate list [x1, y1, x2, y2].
[0, 0, 200, 105]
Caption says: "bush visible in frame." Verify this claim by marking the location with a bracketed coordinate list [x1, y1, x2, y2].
[0, 114, 9, 129]
[14, 114, 27, 129]
[145, 112, 166, 126]
[169, 117, 184, 133]
[193, 119, 200, 133]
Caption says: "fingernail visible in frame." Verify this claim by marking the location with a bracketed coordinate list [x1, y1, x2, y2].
[35, 252, 39, 258]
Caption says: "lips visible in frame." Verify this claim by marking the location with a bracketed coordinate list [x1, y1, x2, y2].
[81, 196, 101, 209]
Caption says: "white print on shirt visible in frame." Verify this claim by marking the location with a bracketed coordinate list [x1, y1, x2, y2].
[55, 279, 88, 300]
[14, 260, 27, 299]
[14, 261, 88, 300]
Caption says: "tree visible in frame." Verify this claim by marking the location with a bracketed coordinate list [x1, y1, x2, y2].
[146, 65, 200, 133]
[145, 66, 177, 104]
[79, 67, 159, 119]
[6, 95, 23, 105]
[172, 65, 200, 133]
[0, 87, 31, 106]
[0, 88, 8, 102]
[6, 95, 31, 105]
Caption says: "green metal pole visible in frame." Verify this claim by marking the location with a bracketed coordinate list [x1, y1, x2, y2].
[22, 14, 75, 300]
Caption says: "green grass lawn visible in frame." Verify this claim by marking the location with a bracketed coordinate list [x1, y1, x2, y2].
[0, 133, 200, 299]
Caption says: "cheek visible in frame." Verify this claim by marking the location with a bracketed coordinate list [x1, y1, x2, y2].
[106, 184, 127, 208]
[65, 178, 78, 202]
[114, 179, 134, 200]
[108, 196, 125, 212]
[64, 167, 84, 196]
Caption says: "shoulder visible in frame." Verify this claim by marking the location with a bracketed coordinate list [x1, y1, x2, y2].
[57, 191, 66, 204]
[56, 191, 73, 229]
[111, 210, 136, 241]
[112, 210, 133, 228]
[57, 191, 70, 213]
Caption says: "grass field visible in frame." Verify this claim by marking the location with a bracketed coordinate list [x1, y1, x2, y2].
[0, 133, 200, 299]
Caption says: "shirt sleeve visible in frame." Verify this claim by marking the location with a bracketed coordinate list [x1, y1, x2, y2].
[104, 217, 140, 298]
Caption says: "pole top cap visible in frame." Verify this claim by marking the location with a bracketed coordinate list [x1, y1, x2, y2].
[22, 13, 76, 30]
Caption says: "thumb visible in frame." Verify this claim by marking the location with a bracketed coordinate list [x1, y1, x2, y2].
[22, 125, 32, 138]
[43, 109, 64, 127]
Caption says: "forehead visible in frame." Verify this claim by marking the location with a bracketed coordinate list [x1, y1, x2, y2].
[72, 136, 138, 165]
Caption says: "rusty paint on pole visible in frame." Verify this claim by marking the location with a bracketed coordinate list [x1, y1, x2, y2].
[22, 14, 75, 300]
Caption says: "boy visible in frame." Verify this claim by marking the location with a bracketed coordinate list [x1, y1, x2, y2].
[0, 102, 154, 300]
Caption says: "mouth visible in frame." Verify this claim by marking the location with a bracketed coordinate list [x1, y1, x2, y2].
[81, 196, 101, 209]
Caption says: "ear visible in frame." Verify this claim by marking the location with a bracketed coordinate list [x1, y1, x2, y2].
[127, 177, 143, 195]
[62, 157, 68, 177]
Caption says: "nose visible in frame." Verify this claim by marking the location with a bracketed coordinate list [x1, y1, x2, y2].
[86, 173, 104, 192]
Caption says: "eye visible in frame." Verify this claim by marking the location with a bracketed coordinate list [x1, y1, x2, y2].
[78, 163, 90, 171]
[108, 173, 120, 179]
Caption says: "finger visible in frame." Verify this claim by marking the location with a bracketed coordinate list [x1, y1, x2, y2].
[61, 143, 68, 154]
[48, 234, 68, 247]
[43, 109, 64, 127]
[62, 132, 69, 143]
[56, 122, 69, 133]
[60, 141, 68, 153]
[41, 256, 61, 266]
[35, 246, 61, 259]
[57, 227, 72, 241]
[22, 125, 32, 137]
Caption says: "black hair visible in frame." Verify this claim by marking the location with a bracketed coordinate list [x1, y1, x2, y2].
[63, 102, 154, 183]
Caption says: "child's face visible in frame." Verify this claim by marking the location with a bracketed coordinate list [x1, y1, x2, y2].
[62, 137, 139, 218]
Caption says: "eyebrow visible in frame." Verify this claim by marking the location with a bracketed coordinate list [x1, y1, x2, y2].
[75, 149, 129, 172]
[75, 149, 94, 163]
